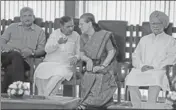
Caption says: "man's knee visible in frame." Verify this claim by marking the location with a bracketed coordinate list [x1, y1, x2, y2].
[149, 86, 161, 92]
[128, 86, 139, 91]
[9, 51, 22, 58]
[1, 51, 22, 68]
[8, 51, 25, 65]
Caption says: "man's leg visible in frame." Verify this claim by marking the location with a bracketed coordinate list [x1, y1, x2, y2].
[49, 77, 65, 96]
[50, 82, 62, 96]
[144, 86, 161, 109]
[1, 51, 25, 93]
[9, 51, 26, 81]
[35, 78, 47, 96]
[1, 67, 12, 93]
[148, 86, 160, 103]
[128, 86, 142, 108]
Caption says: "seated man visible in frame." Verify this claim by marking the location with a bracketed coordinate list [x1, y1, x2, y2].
[1, 7, 46, 93]
[34, 16, 80, 96]
[125, 11, 176, 109]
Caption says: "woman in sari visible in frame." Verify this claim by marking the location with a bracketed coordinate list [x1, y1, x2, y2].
[77, 13, 118, 109]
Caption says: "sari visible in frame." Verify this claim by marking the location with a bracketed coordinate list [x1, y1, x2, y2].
[79, 30, 118, 108]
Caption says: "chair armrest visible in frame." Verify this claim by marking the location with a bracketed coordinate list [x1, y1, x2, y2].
[166, 64, 176, 79]
[116, 62, 132, 82]
[166, 64, 176, 89]
[76, 60, 86, 74]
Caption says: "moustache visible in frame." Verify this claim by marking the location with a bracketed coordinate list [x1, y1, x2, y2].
[25, 20, 31, 22]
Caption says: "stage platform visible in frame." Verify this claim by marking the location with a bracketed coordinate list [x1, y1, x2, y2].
[1, 94, 80, 109]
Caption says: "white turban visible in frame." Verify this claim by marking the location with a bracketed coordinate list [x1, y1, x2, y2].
[150, 11, 169, 28]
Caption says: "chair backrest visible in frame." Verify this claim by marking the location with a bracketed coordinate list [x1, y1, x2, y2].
[54, 18, 81, 35]
[13, 16, 43, 27]
[142, 22, 173, 36]
[98, 20, 128, 62]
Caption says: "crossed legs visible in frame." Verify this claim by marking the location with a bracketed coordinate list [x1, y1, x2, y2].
[1, 51, 29, 93]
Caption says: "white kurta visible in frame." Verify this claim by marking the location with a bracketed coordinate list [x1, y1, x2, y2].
[34, 29, 80, 81]
[125, 32, 176, 91]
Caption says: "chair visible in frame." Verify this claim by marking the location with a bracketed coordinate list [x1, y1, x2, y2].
[125, 22, 175, 101]
[98, 20, 131, 102]
[53, 18, 83, 97]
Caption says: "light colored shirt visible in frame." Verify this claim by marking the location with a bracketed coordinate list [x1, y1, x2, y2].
[0, 22, 46, 51]
[125, 32, 176, 91]
[44, 29, 80, 64]
[132, 32, 176, 69]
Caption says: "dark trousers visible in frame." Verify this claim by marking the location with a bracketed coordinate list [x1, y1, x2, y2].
[1, 51, 30, 93]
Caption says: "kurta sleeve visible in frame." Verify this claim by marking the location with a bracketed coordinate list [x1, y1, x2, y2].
[45, 31, 60, 54]
[132, 37, 145, 69]
[158, 38, 176, 69]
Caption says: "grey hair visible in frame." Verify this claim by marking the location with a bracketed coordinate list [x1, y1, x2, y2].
[20, 7, 34, 16]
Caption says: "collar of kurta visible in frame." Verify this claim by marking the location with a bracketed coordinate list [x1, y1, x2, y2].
[18, 22, 35, 31]
[152, 32, 165, 37]
[58, 29, 70, 38]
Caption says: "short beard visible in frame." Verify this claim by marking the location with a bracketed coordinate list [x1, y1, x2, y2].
[22, 22, 33, 27]
[25, 23, 33, 27]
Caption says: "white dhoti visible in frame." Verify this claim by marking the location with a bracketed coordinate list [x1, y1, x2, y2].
[125, 68, 170, 91]
[34, 29, 80, 96]
[34, 62, 75, 96]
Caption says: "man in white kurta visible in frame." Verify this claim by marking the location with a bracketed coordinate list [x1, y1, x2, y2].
[125, 11, 176, 109]
[34, 16, 80, 96]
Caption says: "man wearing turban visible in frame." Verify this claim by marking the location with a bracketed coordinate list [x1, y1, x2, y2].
[125, 11, 176, 109]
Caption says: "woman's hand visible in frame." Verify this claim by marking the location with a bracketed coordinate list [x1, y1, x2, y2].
[86, 59, 93, 71]
[93, 65, 105, 73]
[70, 56, 78, 65]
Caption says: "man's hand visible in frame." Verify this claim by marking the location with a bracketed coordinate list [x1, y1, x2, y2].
[21, 48, 33, 58]
[58, 37, 68, 44]
[13, 48, 21, 53]
[86, 59, 93, 71]
[93, 66, 104, 73]
[1, 46, 14, 52]
[70, 56, 78, 65]
[141, 65, 154, 72]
